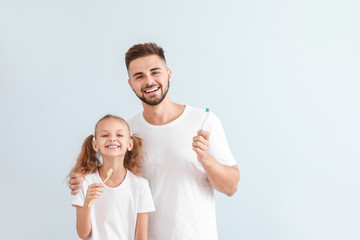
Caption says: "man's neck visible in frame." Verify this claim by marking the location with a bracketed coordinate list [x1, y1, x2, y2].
[142, 97, 185, 125]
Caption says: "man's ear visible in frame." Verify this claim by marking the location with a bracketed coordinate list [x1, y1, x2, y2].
[92, 139, 99, 152]
[167, 69, 172, 82]
[128, 79, 134, 91]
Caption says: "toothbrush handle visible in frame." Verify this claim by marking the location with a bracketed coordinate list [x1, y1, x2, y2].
[88, 199, 95, 208]
[88, 177, 109, 208]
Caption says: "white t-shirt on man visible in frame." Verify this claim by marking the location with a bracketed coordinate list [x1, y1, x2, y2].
[128, 105, 236, 240]
[72, 170, 155, 240]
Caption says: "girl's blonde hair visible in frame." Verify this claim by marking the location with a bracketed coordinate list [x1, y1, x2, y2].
[70, 114, 143, 176]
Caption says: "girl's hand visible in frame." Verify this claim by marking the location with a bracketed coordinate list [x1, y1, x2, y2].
[85, 183, 104, 205]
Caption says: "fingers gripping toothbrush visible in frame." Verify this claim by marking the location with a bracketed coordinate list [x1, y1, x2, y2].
[88, 168, 113, 208]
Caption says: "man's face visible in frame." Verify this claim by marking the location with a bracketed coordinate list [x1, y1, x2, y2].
[128, 55, 171, 106]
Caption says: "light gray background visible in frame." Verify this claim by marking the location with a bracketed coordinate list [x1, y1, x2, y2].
[1, 0, 359, 239]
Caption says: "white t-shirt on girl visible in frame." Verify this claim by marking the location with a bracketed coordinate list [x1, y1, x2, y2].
[72, 170, 155, 240]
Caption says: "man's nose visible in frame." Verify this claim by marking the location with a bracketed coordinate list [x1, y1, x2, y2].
[144, 74, 155, 86]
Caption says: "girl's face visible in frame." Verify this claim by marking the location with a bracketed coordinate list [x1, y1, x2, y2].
[92, 118, 133, 158]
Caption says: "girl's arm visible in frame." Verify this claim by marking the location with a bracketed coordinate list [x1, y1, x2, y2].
[76, 183, 104, 239]
[76, 205, 92, 239]
[134, 213, 149, 240]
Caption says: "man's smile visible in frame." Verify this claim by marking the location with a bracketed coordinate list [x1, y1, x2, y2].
[143, 86, 160, 94]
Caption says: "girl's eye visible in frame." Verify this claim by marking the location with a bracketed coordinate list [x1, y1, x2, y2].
[102, 135, 108, 137]
[117, 135, 123, 137]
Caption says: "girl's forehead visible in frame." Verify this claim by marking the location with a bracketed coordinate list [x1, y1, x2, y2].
[96, 118, 129, 131]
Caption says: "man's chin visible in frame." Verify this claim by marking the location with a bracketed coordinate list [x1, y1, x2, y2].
[135, 80, 170, 106]
[141, 97, 163, 106]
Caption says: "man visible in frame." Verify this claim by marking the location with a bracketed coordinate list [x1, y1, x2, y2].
[70, 43, 240, 240]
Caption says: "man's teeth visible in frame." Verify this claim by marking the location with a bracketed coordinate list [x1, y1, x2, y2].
[145, 87, 159, 93]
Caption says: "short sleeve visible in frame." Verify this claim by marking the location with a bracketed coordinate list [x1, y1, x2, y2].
[137, 179, 155, 213]
[208, 112, 237, 166]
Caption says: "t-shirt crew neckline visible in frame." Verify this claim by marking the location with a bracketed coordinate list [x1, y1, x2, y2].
[95, 169, 128, 190]
[140, 105, 189, 129]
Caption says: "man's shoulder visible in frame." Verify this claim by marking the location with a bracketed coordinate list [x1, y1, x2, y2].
[185, 105, 218, 119]
[185, 105, 205, 115]
[127, 112, 142, 128]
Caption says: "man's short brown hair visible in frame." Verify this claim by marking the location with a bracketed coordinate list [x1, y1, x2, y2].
[125, 42, 166, 69]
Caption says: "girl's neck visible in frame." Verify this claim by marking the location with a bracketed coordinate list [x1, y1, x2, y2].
[99, 157, 127, 187]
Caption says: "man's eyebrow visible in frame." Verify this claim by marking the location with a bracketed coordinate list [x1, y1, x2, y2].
[132, 67, 162, 78]
[150, 67, 162, 72]
[133, 72, 143, 78]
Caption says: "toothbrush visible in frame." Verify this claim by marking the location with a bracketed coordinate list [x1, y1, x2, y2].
[200, 108, 210, 130]
[88, 168, 113, 208]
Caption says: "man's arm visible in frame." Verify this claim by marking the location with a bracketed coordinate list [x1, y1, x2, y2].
[193, 130, 240, 196]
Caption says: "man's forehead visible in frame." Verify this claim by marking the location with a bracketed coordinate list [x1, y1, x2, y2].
[128, 55, 167, 72]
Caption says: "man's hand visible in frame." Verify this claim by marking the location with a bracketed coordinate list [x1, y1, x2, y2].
[192, 130, 211, 164]
[69, 172, 82, 195]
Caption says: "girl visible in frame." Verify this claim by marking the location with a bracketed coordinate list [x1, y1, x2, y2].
[70, 114, 155, 240]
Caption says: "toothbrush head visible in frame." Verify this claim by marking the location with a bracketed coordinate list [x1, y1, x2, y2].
[107, 168, 113, 176]
[201, 107, 210, 130]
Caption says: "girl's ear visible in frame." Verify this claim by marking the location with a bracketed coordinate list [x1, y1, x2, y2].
[92, 139, 99, 152]
[127, 138, 134, 151]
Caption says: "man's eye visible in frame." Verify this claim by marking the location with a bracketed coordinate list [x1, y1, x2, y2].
[153, 72, 159, 75]
[136, 76, 143, 79]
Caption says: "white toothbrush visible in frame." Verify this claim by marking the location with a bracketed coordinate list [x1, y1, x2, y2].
[200, 107, 210, 130]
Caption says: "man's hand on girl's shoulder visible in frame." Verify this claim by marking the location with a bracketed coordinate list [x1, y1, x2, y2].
[69, 172, 82, 195]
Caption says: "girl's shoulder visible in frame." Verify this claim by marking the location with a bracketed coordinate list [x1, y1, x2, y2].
[81, 171, 101, 185]
[126, 171, 150, 187]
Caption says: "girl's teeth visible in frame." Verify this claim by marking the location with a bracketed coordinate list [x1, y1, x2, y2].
[108, 146, 118, 149]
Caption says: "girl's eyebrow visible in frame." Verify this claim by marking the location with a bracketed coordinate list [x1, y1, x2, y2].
[99, 129, 125, 132]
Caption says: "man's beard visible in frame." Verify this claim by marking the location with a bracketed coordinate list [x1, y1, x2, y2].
[134, 80, 170, 106]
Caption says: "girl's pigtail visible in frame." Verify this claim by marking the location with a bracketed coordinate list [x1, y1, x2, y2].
[70, 135, 100, 177]
[124, 134, 143, 176]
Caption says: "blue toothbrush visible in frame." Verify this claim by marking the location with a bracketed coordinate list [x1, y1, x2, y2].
[200, 107, 210, 130]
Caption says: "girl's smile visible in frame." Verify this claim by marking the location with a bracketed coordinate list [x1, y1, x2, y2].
[106, 144, 120, 149]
